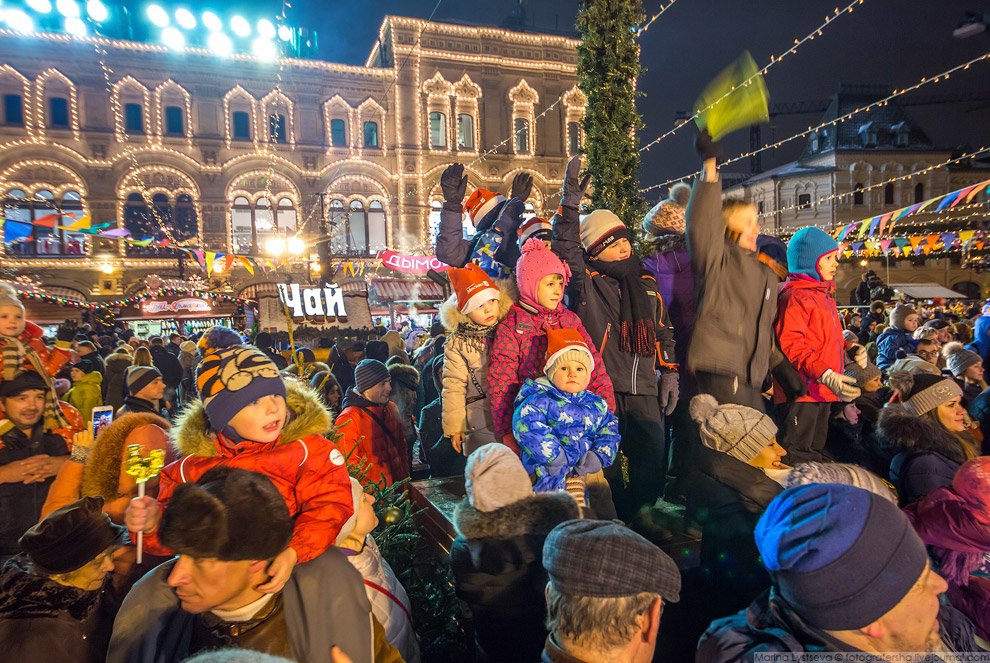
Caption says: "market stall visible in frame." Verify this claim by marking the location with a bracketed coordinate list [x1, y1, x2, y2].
[245, 281, 374, 333]
[116, 294, 240, 336]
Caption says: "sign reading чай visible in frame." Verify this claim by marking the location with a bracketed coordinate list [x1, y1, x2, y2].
[276, 283, 348, 319]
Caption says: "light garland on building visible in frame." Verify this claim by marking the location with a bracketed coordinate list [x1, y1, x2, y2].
[34, 68, 81, 142]
[642, 49, 990, 193]
[152, 79, 194, 148]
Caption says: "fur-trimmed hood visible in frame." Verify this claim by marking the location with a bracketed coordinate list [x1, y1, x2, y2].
[0, 556, 102, 621]
[105, 352, 133, 373]
[388, 363, 420, 392]
[171, 379, 333, 457]
[453, 491, 578, 540]
[81, 412, 171, 501]
[643, 233, 688, 258]
[438, 277, 517, 331]
[876, 404, 968, 464]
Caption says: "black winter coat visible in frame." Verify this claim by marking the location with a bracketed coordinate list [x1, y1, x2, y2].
[877, 405, 968, 506]
[103, 354, 132, 413]
[0, 556, 118, 663]
[450, 492, 579, 663]
[0, 427, 69, 556]
[148, 346, 182, 388]
[116, 396, 167, 419]
[686, 180, 782, 386]
[687, 447, 781, 610]
[553, 203, 676, 396]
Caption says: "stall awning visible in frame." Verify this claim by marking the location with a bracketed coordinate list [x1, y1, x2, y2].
[890, 283, 966, 299]
[371, 279, 444, 302]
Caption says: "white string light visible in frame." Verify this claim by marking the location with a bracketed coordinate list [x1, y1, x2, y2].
[640, 0, 864, 154]
[641, 50, 990, 193]
[636, 0, 679, 37]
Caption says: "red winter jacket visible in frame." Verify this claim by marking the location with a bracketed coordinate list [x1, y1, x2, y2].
[335, 388, 409, 487]
[142, 382, 353, 564]
[773, 275, 844, 404]
[488, 301, 615, 439]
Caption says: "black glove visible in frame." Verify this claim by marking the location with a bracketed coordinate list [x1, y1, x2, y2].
[510, 171, 534, 203]
[771, 356, 808, 401]
[694, 128, 724, 162]
[56, 320, 78, 343]
[440, 163, 468, 207]
[562, 156, 592, 210]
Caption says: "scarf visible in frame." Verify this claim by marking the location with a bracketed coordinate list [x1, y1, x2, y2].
[450, 320, 497, 354]
[0, 336, 70, 431]
[586, 255, 656, 356]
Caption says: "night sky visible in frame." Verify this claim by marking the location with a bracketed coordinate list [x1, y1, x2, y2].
[290, 0, 990, 198]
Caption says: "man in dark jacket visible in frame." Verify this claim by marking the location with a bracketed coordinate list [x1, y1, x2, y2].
[148, 337, 182, 413]
[117, 367, 167, 418]
[541, 519, 681, 663]
[106, 467, 399, 663]
[553, 157, 678, 525]
[686, 131, 797, 411]
[253, 331, 288, 371]
[697, 483, 978, 661]
[165, 334, 182, 357]
[0, 371, 69, 561]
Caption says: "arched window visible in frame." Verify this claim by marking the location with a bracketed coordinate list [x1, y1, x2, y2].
[255, 197, 275, 250]
[231, 196, 253, 253]
[232, 111, 251, 140]
[568, 121, 581, 155]
[1, 188, 87, 256]
[429, 112, 447, 148]
[514, 118, 530, 153]
[330, 199, 386, 256]
[269, 114, 286, 144]
[368, 201, 387, 253]
[457, 114, 474, 150]
[915, 182, 924, 204]
[231, 195, 296, 254]
[428, 200, 442, 251]
[277, 197, 297, 236]
[330, 118, 346, 146]
[363, 121, 379, 148]
[32, 190, 57, 255]
[124, 192, 151, 256]
[853, 183, 864, 206]
[174, 194, 197, 240]
[62, 190, 85, 255]
[884, 183, 894, 206]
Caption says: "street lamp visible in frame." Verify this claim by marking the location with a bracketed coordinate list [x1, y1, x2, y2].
[287, 236, 304, 255]
[267, 237, 285, 256]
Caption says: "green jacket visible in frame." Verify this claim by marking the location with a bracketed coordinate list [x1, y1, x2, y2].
[66, 372, 103, 423]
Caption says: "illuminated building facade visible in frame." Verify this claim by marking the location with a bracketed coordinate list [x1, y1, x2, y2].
[0, 15, 583, 306]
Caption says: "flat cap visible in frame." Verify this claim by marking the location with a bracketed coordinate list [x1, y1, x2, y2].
[543, 519, 681, 602]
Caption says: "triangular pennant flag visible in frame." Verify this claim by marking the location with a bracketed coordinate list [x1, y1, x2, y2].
[921, 244, 932, 255]
[902, 245, 912, 257]
[965, 179, 990, 204]
[852, 241, 864, 251]
[959, 230, 977, 244]
[909, 236, 924, 249]
[868, 217, 881, 237]
[879, 239, 893, 253]
[857, 222, 870, 239]
[60, 215, 91, 231]
[935, 190, 962, 212]
[891, 207, 912, 223]
[838, 242, 849, 253]
[877, 212, 894, 237]
[926, 234, 939, 247]
[940, 233, 955, 249]
[191, 250, 204, 266]
[843, 249, 853, 259]
[893, 237, 908, 248]
[224, 254, 235, 272]
[33, 213, 60, 228]
[950, 184, 979, 208]
[239, 256, 254, 275]
[205, 251, 216, 277]
[838, 223, 855, 240]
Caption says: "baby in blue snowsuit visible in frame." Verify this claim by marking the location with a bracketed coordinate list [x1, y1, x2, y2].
[512, 328, 619, 499]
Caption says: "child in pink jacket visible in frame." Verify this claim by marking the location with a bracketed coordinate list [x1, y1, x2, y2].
[488, 238, 615, 452]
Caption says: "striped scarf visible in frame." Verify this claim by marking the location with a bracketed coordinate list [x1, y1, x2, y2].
[0, 336, 71, 431]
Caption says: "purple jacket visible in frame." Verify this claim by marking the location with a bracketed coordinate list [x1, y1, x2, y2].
[642, 235, 696, 394]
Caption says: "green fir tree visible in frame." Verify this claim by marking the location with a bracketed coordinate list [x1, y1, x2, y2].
[576, 0, 648, 231]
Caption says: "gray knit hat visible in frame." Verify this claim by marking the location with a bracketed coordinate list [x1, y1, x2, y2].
[465, 443, 534, 512]
[889, 303, 917, 330]
[689, 394, 777, 463]
[900, 373, 963, 416]
[943, 341, 982, 378]
[785, 462, 897, 502]
[0, 282, 23, 313]
[843, 361, 882, 388]
[126, 366, 162, 396]
[354, 359, 390, 394]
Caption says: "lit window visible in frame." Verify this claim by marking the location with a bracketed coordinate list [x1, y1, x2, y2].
[798, 194, 811, 210]
[429, 111, 446, 148]
[457, 114, 473, 149]
[514, 118, 529, 153]
[330, 118, 346, 146]
[363, 121, 378, 148]
[568, 121, 581, 155]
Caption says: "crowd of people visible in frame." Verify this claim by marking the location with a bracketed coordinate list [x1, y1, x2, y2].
[3, 135, 990, 662]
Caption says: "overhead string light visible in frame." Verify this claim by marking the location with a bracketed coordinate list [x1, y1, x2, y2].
[635, 0, 679, 37]
[640, 0, 865, 154]
[641, 49, 990, 193]
[759, 145, 990, 219]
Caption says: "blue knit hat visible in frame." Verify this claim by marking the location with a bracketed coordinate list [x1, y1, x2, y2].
[755, 483, 928, 630]
[787, 227, 838, 281]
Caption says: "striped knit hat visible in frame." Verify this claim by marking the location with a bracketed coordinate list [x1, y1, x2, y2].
[196, 326, 285, 432]
[518, 217, 552, 245]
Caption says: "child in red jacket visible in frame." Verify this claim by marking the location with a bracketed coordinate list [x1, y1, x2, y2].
[774, 227, 861, 463]
[125, 327, 353, 592]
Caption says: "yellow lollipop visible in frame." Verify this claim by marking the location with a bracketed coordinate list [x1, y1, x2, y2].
[123, 444, 166, 563]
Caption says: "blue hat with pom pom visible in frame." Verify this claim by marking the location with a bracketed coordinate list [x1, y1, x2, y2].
[196, 326, 286, 435]
[754, 483, 928, 630]
[786, 226, 838, 281]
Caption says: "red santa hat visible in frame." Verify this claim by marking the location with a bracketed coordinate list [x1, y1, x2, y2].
[517, 217, 552, 245]
[544, 328, 595, 378]
[448, 263, 500, 315]
[464, 189, 507, 226]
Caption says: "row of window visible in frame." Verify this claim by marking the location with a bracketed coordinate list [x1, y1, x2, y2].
[424, 110, 581, 154]
[758, 183, 929, 215]
[2, 93, 382, 147]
